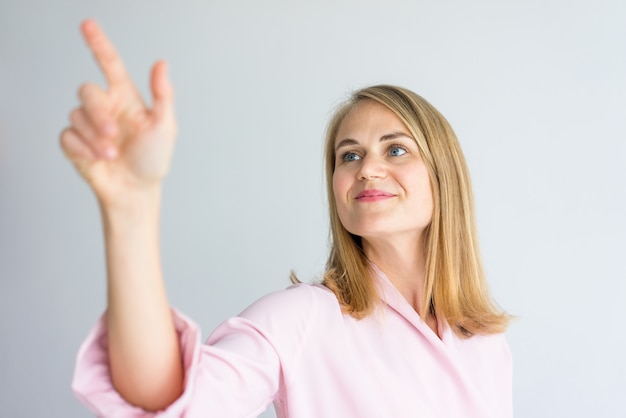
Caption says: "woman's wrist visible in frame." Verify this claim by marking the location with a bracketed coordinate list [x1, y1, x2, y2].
[98, 185, 162, 221]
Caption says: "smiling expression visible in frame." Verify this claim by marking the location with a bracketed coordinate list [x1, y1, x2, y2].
[332, 100, 433, 244]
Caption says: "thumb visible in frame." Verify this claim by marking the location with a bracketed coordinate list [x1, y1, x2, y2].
[150, 60, 175, 122]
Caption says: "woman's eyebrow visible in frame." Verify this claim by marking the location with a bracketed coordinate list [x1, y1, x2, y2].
[335, 138, 359, 151]
[335, 131, 413, 151]
[380, 131, 413, 141]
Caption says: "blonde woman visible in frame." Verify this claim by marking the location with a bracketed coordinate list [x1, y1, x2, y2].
[64, 20, 512, 418]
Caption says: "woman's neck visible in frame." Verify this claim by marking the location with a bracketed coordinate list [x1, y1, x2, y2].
[362, 234, 427, 312]
[363, 234, 440, 338]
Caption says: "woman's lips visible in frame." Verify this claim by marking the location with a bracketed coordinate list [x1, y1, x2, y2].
[355, 189, 395, 202]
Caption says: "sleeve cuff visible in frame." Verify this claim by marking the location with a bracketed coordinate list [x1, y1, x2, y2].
[71, 308, 201, 417]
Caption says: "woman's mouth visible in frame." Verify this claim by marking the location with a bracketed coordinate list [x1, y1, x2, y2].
[355, 189, 395, 202]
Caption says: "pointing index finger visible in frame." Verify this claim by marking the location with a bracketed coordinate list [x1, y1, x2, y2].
[81, 19, 132, 87]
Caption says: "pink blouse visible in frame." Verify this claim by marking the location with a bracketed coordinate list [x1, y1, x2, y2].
[72, 269, 512, 417]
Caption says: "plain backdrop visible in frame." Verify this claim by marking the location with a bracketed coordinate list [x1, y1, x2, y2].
[1, 1, 625, 417]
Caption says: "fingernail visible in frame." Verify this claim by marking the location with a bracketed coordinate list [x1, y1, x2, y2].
[104, 147, 118, 159]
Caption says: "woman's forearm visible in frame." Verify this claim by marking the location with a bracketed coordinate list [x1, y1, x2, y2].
[101, 187, 183, 411]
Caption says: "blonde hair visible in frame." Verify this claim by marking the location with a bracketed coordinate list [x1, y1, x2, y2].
[317, 85, 510, 337]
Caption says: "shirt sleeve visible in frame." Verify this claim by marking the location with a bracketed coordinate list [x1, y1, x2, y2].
[72, 308, 201, 417]
[71, 307, 282, 418]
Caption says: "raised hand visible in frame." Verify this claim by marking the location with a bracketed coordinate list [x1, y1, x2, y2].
[60, 19, 177, 206]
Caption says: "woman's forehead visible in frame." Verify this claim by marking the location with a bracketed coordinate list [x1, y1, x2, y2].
[335, 100, 410, 143]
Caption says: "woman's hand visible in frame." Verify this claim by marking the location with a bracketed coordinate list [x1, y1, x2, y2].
[60, 19, 177, 207]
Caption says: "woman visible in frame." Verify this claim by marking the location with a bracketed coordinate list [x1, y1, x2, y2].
[64, 20, 512, 418]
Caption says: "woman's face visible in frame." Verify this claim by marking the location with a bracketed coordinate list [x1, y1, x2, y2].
[332, 100, 433, 244]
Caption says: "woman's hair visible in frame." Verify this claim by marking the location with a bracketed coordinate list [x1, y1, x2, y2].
[317, 84, 510, 338]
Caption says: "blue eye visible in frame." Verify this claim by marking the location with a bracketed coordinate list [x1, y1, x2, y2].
[343, 152, 361, 162]
[389, 146, 407, 157]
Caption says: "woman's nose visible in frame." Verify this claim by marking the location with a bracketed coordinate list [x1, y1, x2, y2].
[357, 154, 386, 181]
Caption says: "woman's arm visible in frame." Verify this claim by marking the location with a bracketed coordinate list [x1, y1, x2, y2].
[60, 19, 182, 411]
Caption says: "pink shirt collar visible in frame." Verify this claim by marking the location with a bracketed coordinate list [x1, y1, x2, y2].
[370, 263, 451, 347]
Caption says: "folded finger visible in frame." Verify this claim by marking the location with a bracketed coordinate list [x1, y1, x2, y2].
[69, 108, 97, 142]
[78, 83, 117, 137]
[60, 127, 97, 163]
[64, 109, 117, 160]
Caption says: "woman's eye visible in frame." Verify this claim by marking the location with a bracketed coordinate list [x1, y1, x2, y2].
[389, 146, 407, 157]
[343, 152, 361, 162]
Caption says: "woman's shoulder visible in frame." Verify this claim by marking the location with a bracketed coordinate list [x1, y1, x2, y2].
[238, 282, 340, 324]
[221, 283, 341, 369]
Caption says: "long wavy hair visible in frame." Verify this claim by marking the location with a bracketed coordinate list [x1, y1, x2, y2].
[314, 85, 510, 338]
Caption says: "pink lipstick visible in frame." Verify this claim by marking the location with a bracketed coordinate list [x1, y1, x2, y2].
[355, 189, 395, 202]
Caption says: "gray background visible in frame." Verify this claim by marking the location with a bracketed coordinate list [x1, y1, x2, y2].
[1, 0, 625, 417]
